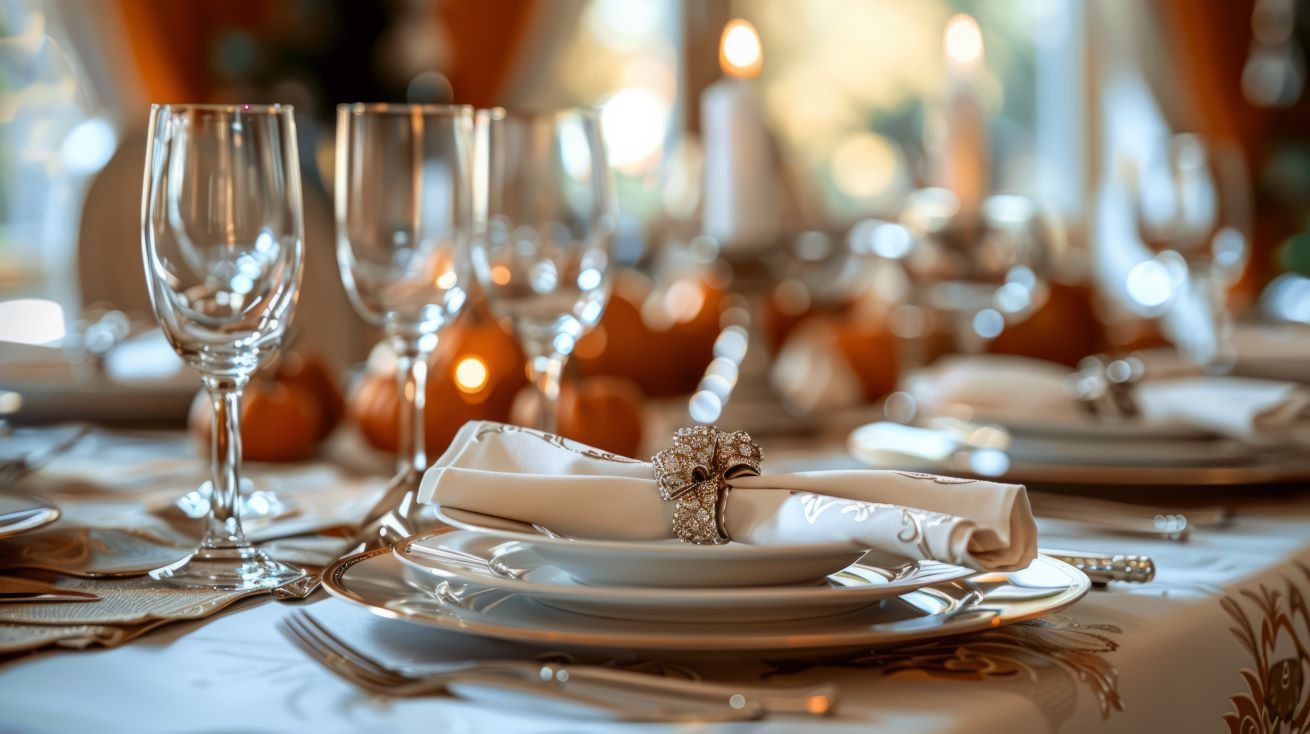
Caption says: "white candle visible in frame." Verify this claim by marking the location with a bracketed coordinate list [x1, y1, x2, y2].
[938, 14, 989, 220]
[701, 19, 779, 251]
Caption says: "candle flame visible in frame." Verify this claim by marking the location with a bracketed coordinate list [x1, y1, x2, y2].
[719, 19, 762, 79]
[944, 14, 983, 68]
[454, 356, 489, 393]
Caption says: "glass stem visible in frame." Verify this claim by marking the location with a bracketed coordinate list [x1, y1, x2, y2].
[526, 351, 566, 434]
[393, 339, 432, 479]
[201, 374, 249, 552]
[1197, 264, 1237, 374]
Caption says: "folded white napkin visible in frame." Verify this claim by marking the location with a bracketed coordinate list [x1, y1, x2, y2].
[907, 354, 1310, 446]
[418, 421, 1037, 572]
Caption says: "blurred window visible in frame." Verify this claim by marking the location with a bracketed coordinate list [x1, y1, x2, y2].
[739, 0, 1073, 224]
[1, 1, 116, 318]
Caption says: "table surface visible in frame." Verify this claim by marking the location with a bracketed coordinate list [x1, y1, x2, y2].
[1, 429, 1308, 734]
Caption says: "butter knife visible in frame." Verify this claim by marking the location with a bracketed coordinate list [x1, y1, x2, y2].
[1041, 548, 1156, 584]
[0, 576, 101, 603]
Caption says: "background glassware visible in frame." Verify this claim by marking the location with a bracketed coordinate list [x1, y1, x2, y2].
[335, 103, 473, 529]
[472, 108, 617, 433]
[1131, 133, 1251, 371]
[898, 188, 1053, 354]
[141, 103, 304, 589]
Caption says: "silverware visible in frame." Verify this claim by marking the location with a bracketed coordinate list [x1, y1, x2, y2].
[0, 589, 101, 603]
[1040, 548, 1156, 584]
[1029, 493, 1191, 540]
[1067, 355, 1145, 419]
[1029, 492, 1228, 541]
[280, 611, 835, 719]
[0, 424, 91, 489]
[0, 577, 100, 603]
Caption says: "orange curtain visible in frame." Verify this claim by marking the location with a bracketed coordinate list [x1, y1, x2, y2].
[112, 0, 538, 107]
[114, 0, 264, 102]
[1155, 0, 1310, 288]
[439, 0, 538, 108]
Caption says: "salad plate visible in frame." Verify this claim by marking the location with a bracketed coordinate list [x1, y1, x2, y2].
[434, 506, 875, 587]
[394, 530, 975, 623]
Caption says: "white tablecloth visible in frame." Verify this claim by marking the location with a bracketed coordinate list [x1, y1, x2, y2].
[2, 433, 1308, 734]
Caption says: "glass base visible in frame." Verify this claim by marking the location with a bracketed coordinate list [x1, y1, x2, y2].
[174, 477, 292, 522]
[151, 544, 304, 590]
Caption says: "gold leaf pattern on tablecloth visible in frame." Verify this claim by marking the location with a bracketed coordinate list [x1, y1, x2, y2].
[764, 614, 1123, 729]
[1222, 561, 1310, 734]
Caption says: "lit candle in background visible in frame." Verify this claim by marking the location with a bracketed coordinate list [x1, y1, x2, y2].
[938, 13, 989, 221]
[701, 18, 780, 252]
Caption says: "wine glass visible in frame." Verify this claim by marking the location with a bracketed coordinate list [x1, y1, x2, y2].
[335, 103, 474, 538]
[1131, 133, 1250, 371]
[141, 104, 304, 589]
[471, 108, 617, 433]
[898, 188, 1052, 353]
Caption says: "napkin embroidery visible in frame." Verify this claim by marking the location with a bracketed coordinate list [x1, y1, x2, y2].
[798, 495, 942, 562]
[472, 423, 642, 464]
[895, 471, 979, 485]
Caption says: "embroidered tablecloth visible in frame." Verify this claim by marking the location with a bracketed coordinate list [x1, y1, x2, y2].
[0, 432, 1307, 733]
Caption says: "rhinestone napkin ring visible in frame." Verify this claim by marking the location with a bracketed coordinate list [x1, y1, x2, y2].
[652, 426, 763, 544]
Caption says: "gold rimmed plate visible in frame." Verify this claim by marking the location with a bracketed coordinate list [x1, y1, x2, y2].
[323, 548, 1090, 656]
[394, 529, 976, 623]
[434, 506, 875, 588]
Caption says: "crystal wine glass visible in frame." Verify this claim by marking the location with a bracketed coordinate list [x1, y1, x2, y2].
[471, 108, 617, 432]
[1131, 133, 1251, 371]
[899, 188, 1052, 354]
[141, 103, 305, 589]
[335, 103, 474, 539]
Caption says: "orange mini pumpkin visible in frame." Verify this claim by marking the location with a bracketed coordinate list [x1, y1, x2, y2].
[552, 376, 646, 458]
[987, 282, 1104, 367]
[574, 272, 724, 398]
[349, 319, 528, 457]
[276, 352, 345, 439]
[189, 377, 323, 463]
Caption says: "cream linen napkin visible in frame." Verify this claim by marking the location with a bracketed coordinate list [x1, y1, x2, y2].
[906, 354, 1310, 446]
[418, 421, 1036, 572]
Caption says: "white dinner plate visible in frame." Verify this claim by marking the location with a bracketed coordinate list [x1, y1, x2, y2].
[324, 549, 1090, 656]
[1004, 435, 1261, 468]
[0, 493, 60, 539]
[434, 506, 875, 588]
[963, 411, 1211, 441]
[394, 530, 975, 623]
[849, 422, 1310, 487]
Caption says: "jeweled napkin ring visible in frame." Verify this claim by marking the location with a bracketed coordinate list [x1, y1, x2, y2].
[652, 426, 763, 544]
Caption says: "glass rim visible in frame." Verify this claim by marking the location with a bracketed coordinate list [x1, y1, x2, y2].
[337, 102, 475, 116]
[476, 106, 601, 123]
[151, 103, 293, 114]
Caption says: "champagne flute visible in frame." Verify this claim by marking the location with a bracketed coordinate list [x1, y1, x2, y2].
[335, 103, 474, 539]
[471, 108, 617, 432]
[141, 103, 304, 589]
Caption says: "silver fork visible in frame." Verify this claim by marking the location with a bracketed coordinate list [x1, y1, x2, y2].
[279, 610, 835, 719]
[0, 424, 91, 489]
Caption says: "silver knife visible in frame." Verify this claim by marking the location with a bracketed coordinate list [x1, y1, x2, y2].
[0, 577, 101, 603]
[1041, 548, 1156, 584]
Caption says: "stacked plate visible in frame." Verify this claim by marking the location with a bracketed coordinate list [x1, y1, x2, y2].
[849, 417, 1310, 488]
[322, 508, 1091, 656]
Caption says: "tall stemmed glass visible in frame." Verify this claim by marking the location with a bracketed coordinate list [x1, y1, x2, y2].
[336, 104, 473, 538]
[141, 104, 304, 589]
[1132, 133, 1251, 371]
[472, 108, 617, 432]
